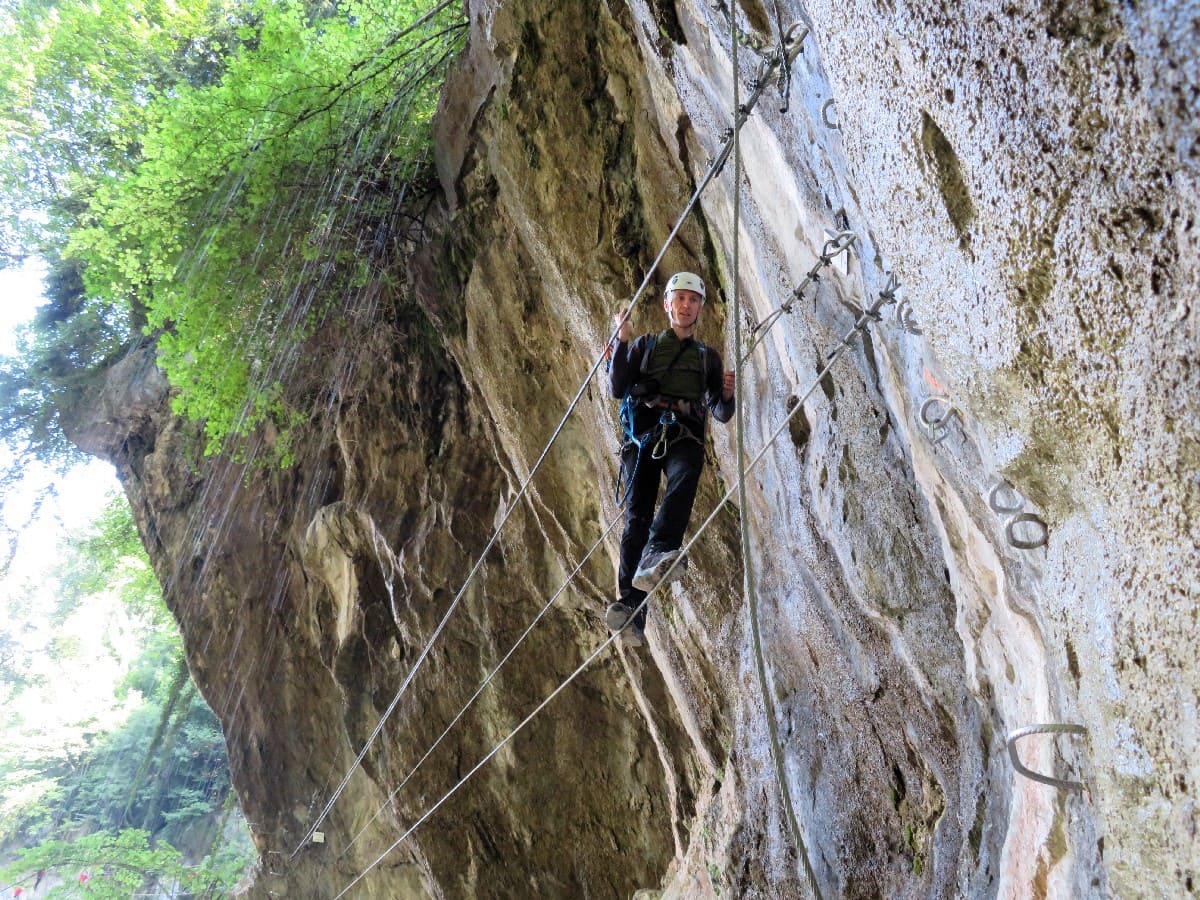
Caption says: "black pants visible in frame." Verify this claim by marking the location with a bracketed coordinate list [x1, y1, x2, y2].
[618, 426, 705, 626]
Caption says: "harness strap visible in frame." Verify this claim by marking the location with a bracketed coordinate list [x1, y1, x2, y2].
[642, 396, 708, 421]
[613, 333, 709, 504]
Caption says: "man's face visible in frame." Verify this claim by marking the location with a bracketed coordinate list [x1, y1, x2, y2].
[664, 289, 703, 328]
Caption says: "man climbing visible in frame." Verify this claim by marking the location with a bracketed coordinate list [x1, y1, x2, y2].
[606, 271, 736, 647]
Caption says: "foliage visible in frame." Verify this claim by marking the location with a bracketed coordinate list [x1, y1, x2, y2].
[52, 492, 168, 627]
[0, 0, 465, 469]
[0, 0, 216, 261]
[0, 827, 244, 898]
[0, 496, 252, 888]
[0, 258, 126, 535]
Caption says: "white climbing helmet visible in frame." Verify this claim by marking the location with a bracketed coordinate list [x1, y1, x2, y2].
[664, 271, 706, 303]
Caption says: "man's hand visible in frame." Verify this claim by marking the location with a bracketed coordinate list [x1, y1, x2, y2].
[612, 310, 632, 344]
[722, 369, 735, 401]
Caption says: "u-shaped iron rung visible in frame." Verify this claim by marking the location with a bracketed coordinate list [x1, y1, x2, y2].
[1006, 511, 1049, 549]
[1006, 724, 1088, 792]
[895, 298, 921, 334]
[821, 98, 839, 129]
[987, 482, 1049, 548]
[988, 481, 1025, 515]
[920, 396, 958, 444]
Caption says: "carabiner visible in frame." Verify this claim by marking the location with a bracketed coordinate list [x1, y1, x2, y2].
[651, 411, 677, 460]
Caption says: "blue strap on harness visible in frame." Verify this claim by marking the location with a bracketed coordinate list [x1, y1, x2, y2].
[610, 332, 710, 506]
[613, 393, 648, 507]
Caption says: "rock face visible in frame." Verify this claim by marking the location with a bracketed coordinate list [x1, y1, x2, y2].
[71, 0, 1197, 897]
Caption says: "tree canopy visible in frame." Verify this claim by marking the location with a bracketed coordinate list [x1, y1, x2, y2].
[0, 0, 465, 466]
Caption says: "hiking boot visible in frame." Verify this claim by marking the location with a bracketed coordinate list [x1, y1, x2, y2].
[620, 621, 646, 648]
[606, 601, 636, 632]
[632, 548, 687, 592]
[606, 602, 646, 648]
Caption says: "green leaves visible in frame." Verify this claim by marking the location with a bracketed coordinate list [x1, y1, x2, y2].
[0, 494, 252, 892]
[3, 0, 465, 466]
[1, 830, 200, 898]
[72, 0, 465, 459]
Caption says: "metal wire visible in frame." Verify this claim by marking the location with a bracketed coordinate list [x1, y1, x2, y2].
[333, 283, 896, 897]
[336, 510, 625, 860]
[291, 32, 804, 858]
[732, 16, 822, 899]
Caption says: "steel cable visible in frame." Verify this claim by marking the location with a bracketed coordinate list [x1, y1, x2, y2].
[336, 509, 625, 859]
[290, 42, 803, 855]
[731, 16, 821, 897]
[333, 286, 895, 897]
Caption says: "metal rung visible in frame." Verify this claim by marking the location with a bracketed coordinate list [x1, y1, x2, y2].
[1005, 511, 1049, 550]
[920, 395, 958, 444]
[821, 98, 839, 129]
[988, 481, 1024, 514]
[1006, 723, 1087, 791]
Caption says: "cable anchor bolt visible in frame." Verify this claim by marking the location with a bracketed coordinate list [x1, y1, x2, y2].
[784, 22, 809, 56]
[821, 229, 857, 276]
[1006, 724, 1088, 792]
[822, 229, 857, 258]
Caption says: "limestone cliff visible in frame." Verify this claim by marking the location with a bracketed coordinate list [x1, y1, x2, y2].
[66, 0, 1198, 897]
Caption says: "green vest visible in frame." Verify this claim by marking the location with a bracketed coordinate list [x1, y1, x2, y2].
[644, 330, 706, 403]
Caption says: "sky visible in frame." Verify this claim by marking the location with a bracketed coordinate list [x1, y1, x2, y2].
[0, 258, 48, 354]
[0, 258, 131, 762]
[0, 257, 120, 573]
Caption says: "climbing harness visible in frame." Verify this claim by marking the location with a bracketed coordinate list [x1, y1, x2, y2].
[1006, 723, 1088, 792]
[612, 405, 698, 505]
[613, 332, 712, 502]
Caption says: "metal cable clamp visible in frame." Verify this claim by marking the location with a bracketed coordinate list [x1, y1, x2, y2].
[751, 53, 779, 93]
[879, 271, 901, 304]
[1006, 723, 1088, 791]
